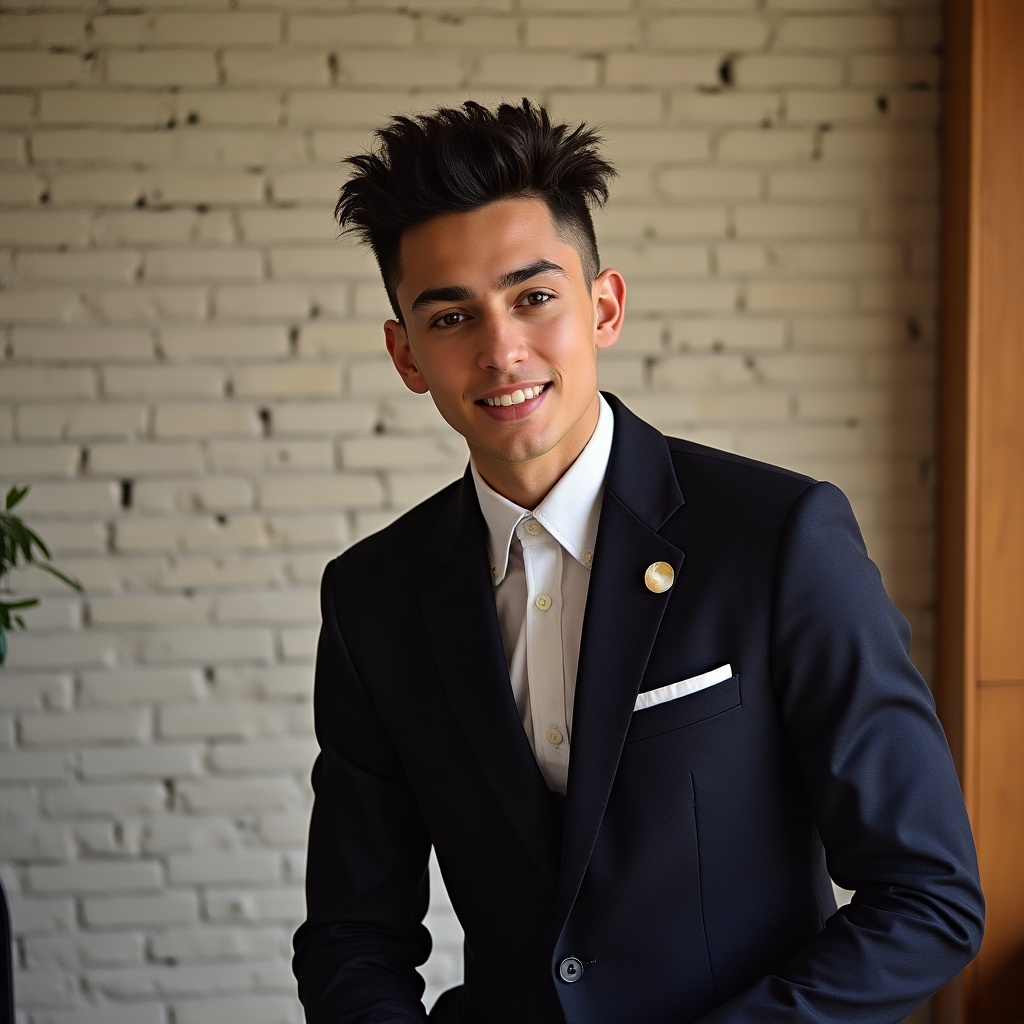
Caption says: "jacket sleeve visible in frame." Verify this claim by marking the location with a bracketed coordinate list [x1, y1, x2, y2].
[293, 558, 433, 1024]
[696, 481, 984, 1024]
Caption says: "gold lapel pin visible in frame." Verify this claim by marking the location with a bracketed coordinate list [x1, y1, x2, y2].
[644, 561, 674, 594]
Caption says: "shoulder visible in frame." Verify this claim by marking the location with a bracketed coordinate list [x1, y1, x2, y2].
[323, 475, 465, 584]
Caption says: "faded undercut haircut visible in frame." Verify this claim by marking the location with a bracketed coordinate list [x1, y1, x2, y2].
[335, 99, 617, 321]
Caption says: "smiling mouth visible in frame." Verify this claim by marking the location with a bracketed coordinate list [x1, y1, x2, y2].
[481, 383, 550, 408]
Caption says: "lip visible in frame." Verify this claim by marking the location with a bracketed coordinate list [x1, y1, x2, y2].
[476, 382, 551, 421]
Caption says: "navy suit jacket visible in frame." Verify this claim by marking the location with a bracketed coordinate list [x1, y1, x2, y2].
[293, 394, 983, 1024]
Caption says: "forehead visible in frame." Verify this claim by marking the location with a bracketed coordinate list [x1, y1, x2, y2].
[395, 198, 584, 295]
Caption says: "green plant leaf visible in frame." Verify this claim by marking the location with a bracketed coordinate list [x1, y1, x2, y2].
[4, 485, 29, 511]
[38, 563, 82, 591]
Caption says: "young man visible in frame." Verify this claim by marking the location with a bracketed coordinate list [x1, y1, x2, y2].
[293, 100, 983, 1024]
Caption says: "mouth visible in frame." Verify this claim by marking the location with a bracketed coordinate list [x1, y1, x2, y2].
[479, 383, 550, 408]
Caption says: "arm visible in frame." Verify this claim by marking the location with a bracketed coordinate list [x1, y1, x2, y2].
[293, 558, 432, 1024]
[698, 481, 984, 1023]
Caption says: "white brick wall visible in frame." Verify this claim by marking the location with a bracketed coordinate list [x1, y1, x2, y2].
[1, 1, 940, 1020]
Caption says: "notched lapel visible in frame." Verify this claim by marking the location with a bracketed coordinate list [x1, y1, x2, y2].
[420, 473, 562, 891]
[558, 397, 686, 922]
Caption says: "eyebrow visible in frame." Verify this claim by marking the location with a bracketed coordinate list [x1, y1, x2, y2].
[409, 259, 567, 314]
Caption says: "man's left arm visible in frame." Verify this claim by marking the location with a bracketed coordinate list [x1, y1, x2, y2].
[698, 480, 984, 1024]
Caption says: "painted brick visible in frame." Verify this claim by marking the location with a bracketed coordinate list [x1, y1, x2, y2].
[0, 443, 79, 477]
[12, 327, 154, 362]
[0, 52, 87, 87]
[15, 402, 146, 442]
[288, 13, 416, 46]
[419, 14, 519, 48]
[0, 170, 44, 202]
[38, 89, 175, 127]
[96, 12, 281, 46]
[0, 94, 33, 124]
[153, 403, 260, 440]
[605, 53, 719, 87]
[175, 90, 283, 127]
[0, 750, 74, 782]
[159, 702, 289, 741]
[212, 587, 318, 623]
[3, 632, 122, 671]
[230, 363, 343, 399]
[105, 52, 219, 88]
[86, 442, 204, 476]
[82, 891, 199, 928]
[222, 50, 330, 87]
[80, 744, 204, 780]
[717, 129, 815, 163]
[214, 284, 313, 320]
[525, 16, 640, 48]
[647, 15, 769, 48]
[173, 994, 302, 1024]
[240, 209, 337, 244]
[734, 55, 843, 87]
[734, 204, 861, 239]
[175, 777, 304, 812]
[138, 626, 275, 665]
[209, 737, 316, 773]
[0, 211, 90, 246]
[258, 473, 383, 510]
[28, 861, 163, 895]
[205, 439, 334, 472]
[340, 51, 467, 87]
[204, 886, 304, 924]
[775, 15, 899, 49]
[15, 251, 141, 283]
[475, 53, 598, 88]
[80, 668, 205, 706]
[103, 365, 225, 398]
[20, 708, 151, 747]
[848, 54, 940, 88]
[167, 850, 281, 886]
[144, 248, 264, 282]
[670, 91, 780, 126]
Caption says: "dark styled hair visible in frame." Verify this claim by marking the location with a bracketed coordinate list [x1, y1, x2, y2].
[335, 99, 616, 320]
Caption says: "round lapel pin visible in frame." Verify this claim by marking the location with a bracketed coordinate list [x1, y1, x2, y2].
[644, 561, 674, 594]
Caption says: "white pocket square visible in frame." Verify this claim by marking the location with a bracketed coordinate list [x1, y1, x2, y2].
[634, 663, 734, 712]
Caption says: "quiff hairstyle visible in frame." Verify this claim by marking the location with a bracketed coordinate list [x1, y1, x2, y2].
[335, 99, 616, 321]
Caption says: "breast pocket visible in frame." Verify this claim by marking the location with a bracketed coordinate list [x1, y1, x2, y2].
[625, 673, 741, 744]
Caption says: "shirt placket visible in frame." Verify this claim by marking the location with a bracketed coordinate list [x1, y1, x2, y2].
[517, 516, 569, 793]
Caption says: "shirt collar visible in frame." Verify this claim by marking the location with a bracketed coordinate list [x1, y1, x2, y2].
[471, 393, 614, 586]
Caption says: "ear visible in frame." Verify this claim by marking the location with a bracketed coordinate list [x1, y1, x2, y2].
[384, 319, 430, 395]
[592, 268, 626, 351]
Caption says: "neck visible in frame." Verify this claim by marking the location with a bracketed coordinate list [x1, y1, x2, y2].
[472, 398, 601, 509]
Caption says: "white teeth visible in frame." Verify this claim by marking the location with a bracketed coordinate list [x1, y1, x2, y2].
[484, 385, 544, 407]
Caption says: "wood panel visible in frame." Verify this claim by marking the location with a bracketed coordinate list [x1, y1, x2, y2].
[937, 2, 1024, 1021]
[976, 0, 1024, 685]
[974, 685, 1024, 1021]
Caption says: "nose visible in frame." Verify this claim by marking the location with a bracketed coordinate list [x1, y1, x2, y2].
[477, 313, 528, 373]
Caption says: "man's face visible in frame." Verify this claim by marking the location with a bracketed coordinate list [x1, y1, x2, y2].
[384, 198, 625, 505]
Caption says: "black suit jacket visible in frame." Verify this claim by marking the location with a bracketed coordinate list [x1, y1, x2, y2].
[294, 394, 983, 1024]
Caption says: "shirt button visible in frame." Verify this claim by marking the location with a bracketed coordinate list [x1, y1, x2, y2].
[524, 520, 542, 535]
[535, 594, 552, 612]
[547, 728, 563, 746]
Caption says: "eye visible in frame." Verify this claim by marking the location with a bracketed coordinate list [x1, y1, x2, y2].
[430, 311, 468, 329]
[518, 291, 553, 308]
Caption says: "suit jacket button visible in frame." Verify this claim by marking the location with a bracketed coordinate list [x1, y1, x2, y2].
[558, 957, 584, 983]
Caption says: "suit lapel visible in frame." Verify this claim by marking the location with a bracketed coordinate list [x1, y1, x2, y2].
[419, 470, 562, 891]
[557, 396, 686, 922]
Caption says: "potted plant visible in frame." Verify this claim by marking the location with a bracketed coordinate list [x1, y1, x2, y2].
[0, 483, 83, 1017]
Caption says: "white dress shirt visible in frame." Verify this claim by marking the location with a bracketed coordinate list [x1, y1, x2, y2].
[471, 395, 614, 794]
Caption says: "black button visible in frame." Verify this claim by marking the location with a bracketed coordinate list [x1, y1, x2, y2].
[558, 956, 584, 983]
